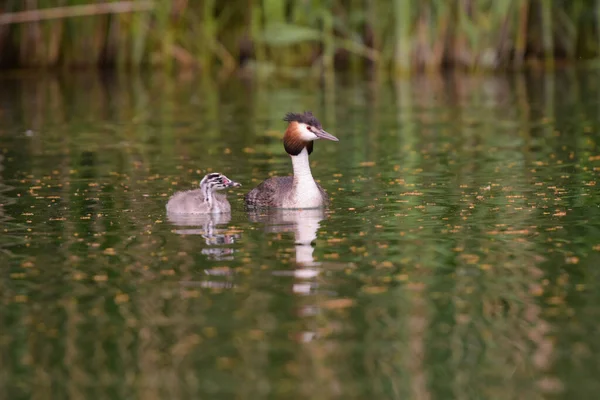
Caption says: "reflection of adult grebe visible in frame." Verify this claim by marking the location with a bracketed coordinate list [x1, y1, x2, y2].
[167, 213, 240, 261]
[166, 173, 241, 214]
[247, 207, 325, 278]
[245, 112, 339, 209]
[248, 208, 328, 343]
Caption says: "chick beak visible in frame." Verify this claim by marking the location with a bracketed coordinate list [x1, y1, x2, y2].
[315, 128, 339, 141]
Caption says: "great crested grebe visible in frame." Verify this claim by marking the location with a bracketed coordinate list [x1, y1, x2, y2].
[245, 111, 339, 209]
[166, 172, 241, 214]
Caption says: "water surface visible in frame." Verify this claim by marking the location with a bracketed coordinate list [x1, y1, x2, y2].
[1, 70, 600, 399]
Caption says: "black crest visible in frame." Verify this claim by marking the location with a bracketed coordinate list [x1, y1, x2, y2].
[283, 111, 322, 128]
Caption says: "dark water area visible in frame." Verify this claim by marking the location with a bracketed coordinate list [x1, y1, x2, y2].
[1, 70, 600, 399]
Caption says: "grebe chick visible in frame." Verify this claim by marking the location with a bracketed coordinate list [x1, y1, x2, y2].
[166, 173, 241, 214]
[245, 111, 339, 209]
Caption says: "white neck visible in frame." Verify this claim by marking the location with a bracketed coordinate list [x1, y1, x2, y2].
[289, 147, 322, 208]
[291, 147, 313, 178]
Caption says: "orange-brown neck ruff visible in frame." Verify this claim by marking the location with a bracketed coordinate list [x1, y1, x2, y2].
[283, 122, 313, 156]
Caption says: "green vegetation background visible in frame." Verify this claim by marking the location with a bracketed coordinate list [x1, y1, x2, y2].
[3, 0, 600, 72]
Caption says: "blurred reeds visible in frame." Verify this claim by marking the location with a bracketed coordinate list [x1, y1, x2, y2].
[2, 0, 600, 73]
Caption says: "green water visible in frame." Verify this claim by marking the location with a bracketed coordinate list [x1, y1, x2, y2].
[1, 70, 600, 399]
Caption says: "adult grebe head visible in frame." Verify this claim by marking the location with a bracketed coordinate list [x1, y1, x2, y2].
[282, 111, 339, 156]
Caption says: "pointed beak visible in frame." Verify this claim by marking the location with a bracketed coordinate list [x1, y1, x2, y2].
[315, 128, 339, 142]
[222, 177, 241, 188]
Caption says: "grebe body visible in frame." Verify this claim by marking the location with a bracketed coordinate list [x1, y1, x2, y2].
[167, 173, 241, 214]
[245, 112, 338, 209]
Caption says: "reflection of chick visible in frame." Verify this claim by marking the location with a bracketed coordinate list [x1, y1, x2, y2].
[167, 212, 240, 261]
[166, 173, 241, 214]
